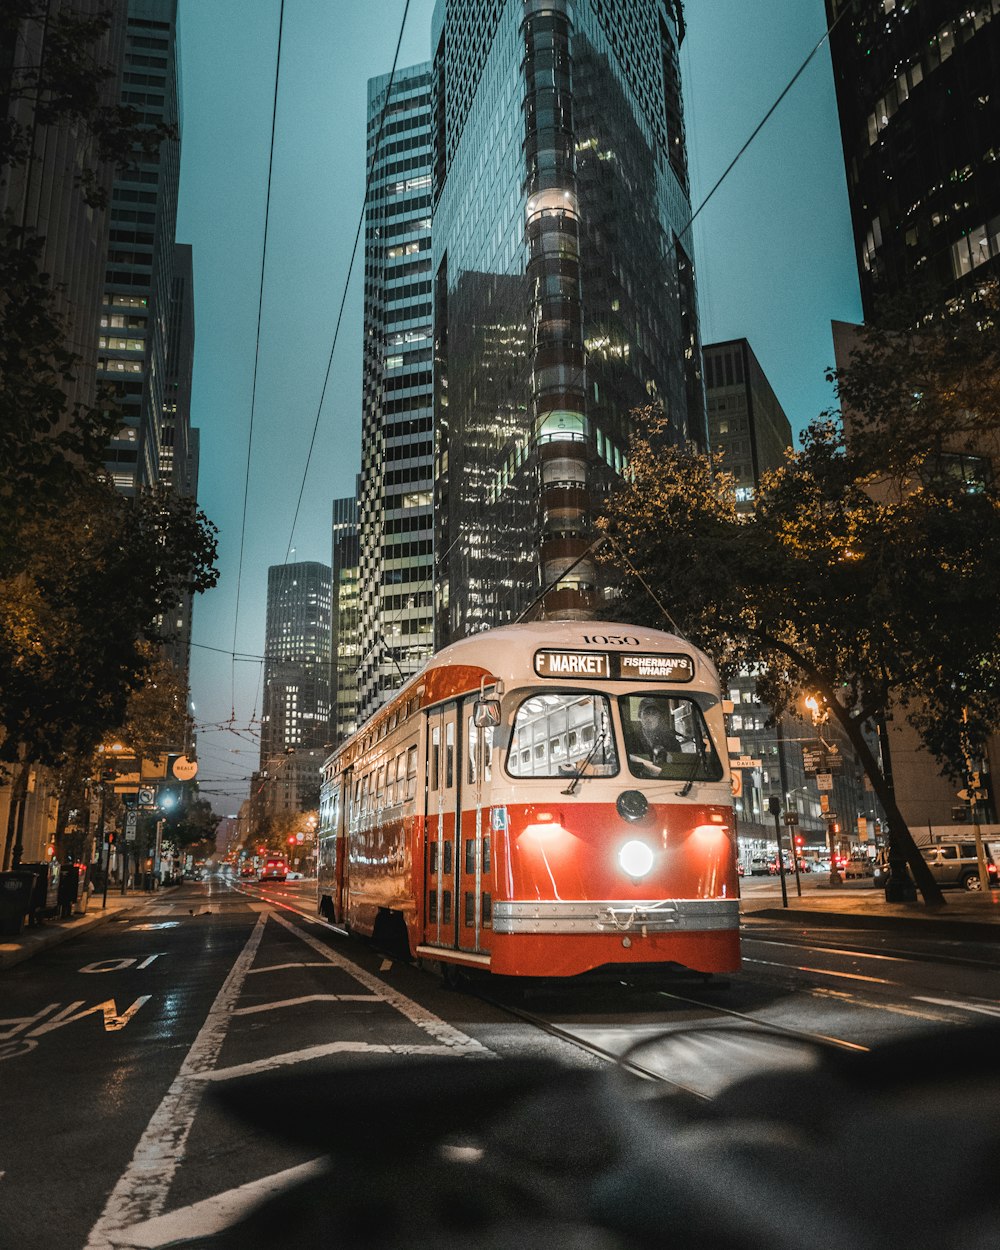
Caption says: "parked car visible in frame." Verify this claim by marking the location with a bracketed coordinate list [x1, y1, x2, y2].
[923, 842, 998, 891]
[874, 843, 998, 891]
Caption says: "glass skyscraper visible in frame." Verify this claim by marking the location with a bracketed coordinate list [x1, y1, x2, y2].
[331, 491, 361, 746]
[826, 0, 1000, 313]
[260, 562, 333, 764]
[430, 0, 705, 644]
[97, 0, 184, 497]
[357, 63, 436, 721]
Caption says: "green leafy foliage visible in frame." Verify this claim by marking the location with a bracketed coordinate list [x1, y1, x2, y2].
[598, 380, 1000, 904]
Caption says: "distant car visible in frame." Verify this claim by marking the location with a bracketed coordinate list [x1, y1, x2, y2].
[286, 870, 304, 880]
[239, 864, 255, 879]
[259, 858, 287, 882]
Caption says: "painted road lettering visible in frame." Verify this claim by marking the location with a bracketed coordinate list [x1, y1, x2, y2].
[79, 953, 164, 974]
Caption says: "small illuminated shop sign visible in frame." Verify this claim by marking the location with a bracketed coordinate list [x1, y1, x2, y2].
[534, 650, 694, 682]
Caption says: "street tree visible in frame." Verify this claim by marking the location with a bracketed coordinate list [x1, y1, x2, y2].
[0, 480, 218, 866]
[597, 410, 1000, 906]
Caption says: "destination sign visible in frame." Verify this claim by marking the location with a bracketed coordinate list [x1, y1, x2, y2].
[618, 653, 694, 682]
[534, 650, 694, 682]
[534, 650, 610, 679]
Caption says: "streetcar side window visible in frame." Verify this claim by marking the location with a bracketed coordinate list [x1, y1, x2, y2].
[619, 694, 724, 783]
[467, 716, 495, 784]
[375, 765, 386, 808]
[430, 727, 440, 791]
[394, 752, 406, 804]
[506, 692, 618, 778]
[446, 721, 455, 788]
[406, 745, 418, 799]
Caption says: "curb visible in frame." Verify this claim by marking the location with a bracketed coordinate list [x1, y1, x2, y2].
[742, 906, 1000, 943]
[0, 892, 170, 971]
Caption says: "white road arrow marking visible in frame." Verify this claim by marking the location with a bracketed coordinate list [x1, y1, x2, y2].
[103, 1157, 328, 1248]
[85, 912, 267, 1249]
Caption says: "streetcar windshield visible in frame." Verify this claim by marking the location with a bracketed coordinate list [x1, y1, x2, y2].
[507, 692, 619, 778]
[619, 693, 724, 783]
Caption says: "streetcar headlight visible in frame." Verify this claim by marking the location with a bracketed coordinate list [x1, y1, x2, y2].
[619, 840, 654, 878]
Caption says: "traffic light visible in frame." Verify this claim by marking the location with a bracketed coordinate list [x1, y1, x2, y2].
[794, 834, 804, 848]
[101, 762, 117, 783]
[107, 831, 117, 845]
[287, 836, 296, 846]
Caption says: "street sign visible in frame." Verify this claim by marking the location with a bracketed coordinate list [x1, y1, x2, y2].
[820, 793, 830, 813]
[732, 755, 762, 769]
[172, 755, 198, 781]
[957, 788, 986, 802]
[138, 786, 155, 806]
[816, 773, 834, 791]
[730, 769, 743, 798]
[784, 812, 798, 825]
[125, 810, 137, 842]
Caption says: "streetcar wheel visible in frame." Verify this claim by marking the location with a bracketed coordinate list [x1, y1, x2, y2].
[963, 873, 983, 891]
[440, 961, 468, 992]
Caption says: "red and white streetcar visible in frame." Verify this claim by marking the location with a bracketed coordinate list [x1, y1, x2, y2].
[317, 621, 740, 979]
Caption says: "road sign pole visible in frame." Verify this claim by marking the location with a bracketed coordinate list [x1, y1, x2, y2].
[768, 796, 788, 907]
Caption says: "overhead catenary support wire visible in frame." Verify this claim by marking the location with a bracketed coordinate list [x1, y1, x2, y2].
[373, 6, 851, 649]
[229, 0, 286, 717]
[677, 3, 849, 244]
[282, 0, 413, 564]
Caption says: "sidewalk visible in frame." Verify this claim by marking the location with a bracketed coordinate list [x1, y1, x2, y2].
[740, 877, 1000, 941]
[0, 887, 173, 971]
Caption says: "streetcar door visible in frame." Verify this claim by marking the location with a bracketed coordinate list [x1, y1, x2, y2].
[423, 702, 462, 948]
[458, 696, 493, 952]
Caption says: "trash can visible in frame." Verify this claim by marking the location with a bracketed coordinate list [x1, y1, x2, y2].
[74, 864, 91, 915]
[58, 864, 81, 919]
[0, 871, 38, 936]
[18, 862, 60, 925]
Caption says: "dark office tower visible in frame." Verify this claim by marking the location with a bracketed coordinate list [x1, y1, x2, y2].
[0, 0, 126, 415]
[97, 0, 181, 496]
[260, 563, 333, 766]
[828, 2, 1000, 832]
[161, 243, 197, 680]
[331, 490, 361, 747]
[825, 0, 1000, 313]
[431, 0, 704, 645]
[358, 63, 435, 721]
[704, 340, 792, 513]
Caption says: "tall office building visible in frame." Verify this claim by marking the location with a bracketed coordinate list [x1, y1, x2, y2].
[357, 63, 436, 721]
[331, 491, 361, 746]
[704, 339, 792, 513]
[161, 241, 197, 681]
[826, 0, 1000, 313]
[97, 0, 183, 497]
[703, 340, 877, 858]
[0, 0, 126, 415]
[431, 0, 705, 644]
[260, 562, 333, 764]
[827, 0, 1000, 830]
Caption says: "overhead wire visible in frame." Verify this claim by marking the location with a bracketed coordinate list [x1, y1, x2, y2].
[228, 0, 286, 718]
[199, 3, 846, 793]
[282, 0, 413, 563]
[372, 5, 851, 651]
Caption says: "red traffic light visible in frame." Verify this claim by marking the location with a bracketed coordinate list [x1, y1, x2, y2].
[794, 835, 804, 847]
[287, 836, 296, 845]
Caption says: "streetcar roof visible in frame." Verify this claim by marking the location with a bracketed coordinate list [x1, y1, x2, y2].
[325, 620, 721, 775]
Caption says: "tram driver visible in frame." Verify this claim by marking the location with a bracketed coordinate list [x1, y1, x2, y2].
[626, 695, 688, 778]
